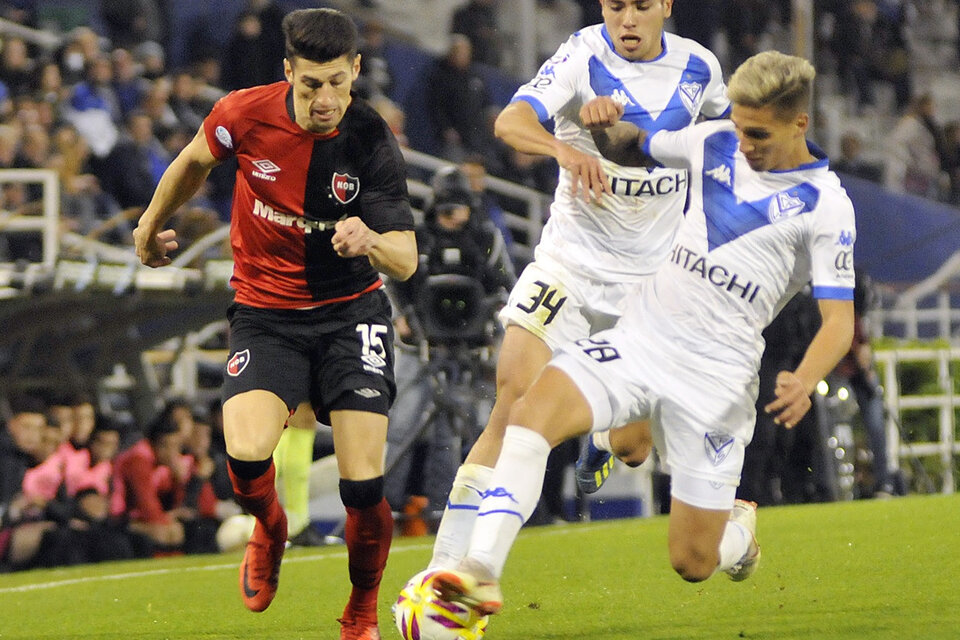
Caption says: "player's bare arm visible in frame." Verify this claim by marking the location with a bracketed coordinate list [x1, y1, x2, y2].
[580, 96, 654, 168]
[332, 219, 417, 281]
[134, 127, 220, 267]
[494, 100, 609, 201]
[764, 298, 854, 428]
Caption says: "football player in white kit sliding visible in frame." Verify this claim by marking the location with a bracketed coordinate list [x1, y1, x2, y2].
[425, 0, 730, 573]
[431, 50, 857, 617]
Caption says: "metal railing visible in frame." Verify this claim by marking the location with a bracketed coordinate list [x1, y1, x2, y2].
[0, 168, 60, 270]
[876, 347, 959, 493]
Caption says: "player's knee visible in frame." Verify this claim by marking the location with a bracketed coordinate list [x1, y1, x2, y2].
[339, 476, 384, 509]
[669, 547, 716, 583]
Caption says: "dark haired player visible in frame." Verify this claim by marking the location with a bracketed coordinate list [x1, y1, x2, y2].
[133, 9, 416, 639]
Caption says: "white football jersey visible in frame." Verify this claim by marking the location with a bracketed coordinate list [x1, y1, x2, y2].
[626, 120, 857, 383]
[512, 26, 729, 282]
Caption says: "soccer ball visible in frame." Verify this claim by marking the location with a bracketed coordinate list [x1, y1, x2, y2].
[393, 570, 488, 640]
[215, 513, 256, 552]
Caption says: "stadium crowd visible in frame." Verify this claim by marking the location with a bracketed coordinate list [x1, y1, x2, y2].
[0, 0, 956, 572]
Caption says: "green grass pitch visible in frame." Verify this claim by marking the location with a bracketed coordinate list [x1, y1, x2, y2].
[1, 494, 958, 639]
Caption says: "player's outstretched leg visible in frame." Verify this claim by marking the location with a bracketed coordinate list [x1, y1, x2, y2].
[575, 431, 615, 494]
[722, 499, 761, 582]
[228, 459, 288, 612]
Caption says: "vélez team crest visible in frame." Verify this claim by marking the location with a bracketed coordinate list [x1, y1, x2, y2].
[332, 172, 359, 204]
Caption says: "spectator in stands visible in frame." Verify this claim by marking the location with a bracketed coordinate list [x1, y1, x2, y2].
[459, 156, 511, 245]
[831, 0, 912, 114]
[247, 0, 286, 77]
[0, 396, 81, 570]
[425, 34, 497, 166]
[451, 0, 502, 68]
[111, 48, 147, 121]
[71, 55, 122, 124]
[69, 415, 135, 562]
[833, 132, 883, 183]
[100, 0, 166, 51]
[168, 71, 207, 133]
[58, 27, 106, 86]
[884, 93, 946, 199]
[47, 122, 126, 240]
[134, 40, 166, 81]
[35, 60, 69, 110]
[942, 120, 960, 205]
[0, 36, 35, 97]
[722, 0, 771, 70]
[221, 11, 281, 91]
[355, 18, 393, 101]
[96, 110, 168, 208]
[112, 415, 216, 556]
[671, 0, 720, 49]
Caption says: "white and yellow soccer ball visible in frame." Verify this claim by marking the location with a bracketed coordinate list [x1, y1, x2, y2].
[393, 570, 488, 640]
[215, 513, 256, 552]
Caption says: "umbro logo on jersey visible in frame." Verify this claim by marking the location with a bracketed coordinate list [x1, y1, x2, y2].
[611, 88, 635, 108]
[332, 172, 359, 204]
[252, 159, 280, 182]
[767, 191, 805, 222]
[678, 81, 703, 115]
[227, 349, 250, 377]
[353, 388, 382, 399]
[705, 164, 732, 187]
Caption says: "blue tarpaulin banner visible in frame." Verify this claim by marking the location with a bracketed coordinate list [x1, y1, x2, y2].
[839, 174, 960, 285]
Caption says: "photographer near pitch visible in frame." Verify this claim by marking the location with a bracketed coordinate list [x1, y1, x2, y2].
[385, 166, 516, 533]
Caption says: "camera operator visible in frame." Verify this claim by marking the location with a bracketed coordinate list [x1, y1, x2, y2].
[385, 167, 515, 534]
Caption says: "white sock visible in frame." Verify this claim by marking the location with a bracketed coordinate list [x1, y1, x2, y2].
[716, 520, 751, 572]
[428, 463, 493, 570]
[467, 426, 551, 578]
[592, 430, 612, 453]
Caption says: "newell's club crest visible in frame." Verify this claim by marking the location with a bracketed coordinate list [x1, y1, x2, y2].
[704, 431, 735, 466]
[227, 349, 250, 377]
[332, 172, 359, 205]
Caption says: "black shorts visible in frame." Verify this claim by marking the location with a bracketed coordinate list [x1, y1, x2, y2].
[221, 290, 396, 423]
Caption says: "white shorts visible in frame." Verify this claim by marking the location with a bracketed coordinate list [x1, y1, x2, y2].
[498, 253, 638, 350]
[549, 324, 759, 510]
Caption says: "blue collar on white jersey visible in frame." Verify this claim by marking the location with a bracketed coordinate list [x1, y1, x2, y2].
[769, 141, 830, 173]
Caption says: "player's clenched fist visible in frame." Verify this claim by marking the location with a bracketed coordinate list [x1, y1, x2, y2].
[133, 227, 179, 268]
[332, 216, 376, 257]
[580, 96, 625, 129]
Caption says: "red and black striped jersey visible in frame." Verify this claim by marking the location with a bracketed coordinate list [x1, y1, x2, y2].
[203, 82, 414, 308]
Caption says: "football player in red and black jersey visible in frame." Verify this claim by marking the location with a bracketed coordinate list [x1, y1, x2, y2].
[133, 9, 417, 639]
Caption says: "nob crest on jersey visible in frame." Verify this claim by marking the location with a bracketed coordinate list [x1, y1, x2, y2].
[332, 172, 359, 204]
[227, 349, 250, 377]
